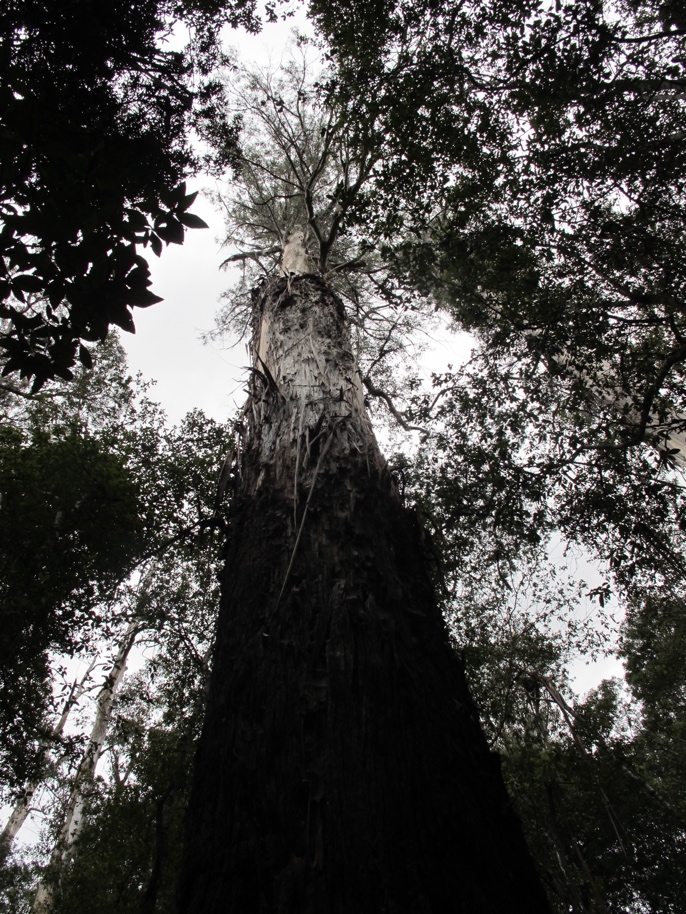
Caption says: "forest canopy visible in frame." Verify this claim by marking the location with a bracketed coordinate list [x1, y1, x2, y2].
[1, 1, 686, 912]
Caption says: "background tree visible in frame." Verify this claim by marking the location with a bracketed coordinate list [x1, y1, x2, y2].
[32, 543, 220, 914]
[0, 337, 145, 791]
[0, 335, 230, 823]
[0, 536, 222, 914]
[309, 0, 686, 597]
[0, 0, 267, 387]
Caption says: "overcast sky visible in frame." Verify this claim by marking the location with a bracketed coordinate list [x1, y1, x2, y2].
[122, 193, 243, 426]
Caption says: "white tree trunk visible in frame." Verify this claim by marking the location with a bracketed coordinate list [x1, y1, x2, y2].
[32, 622, 138, 914]
[0, 660, 97, 854]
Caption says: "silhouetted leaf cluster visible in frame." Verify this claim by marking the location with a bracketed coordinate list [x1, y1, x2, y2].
[0, 0, 257, 387]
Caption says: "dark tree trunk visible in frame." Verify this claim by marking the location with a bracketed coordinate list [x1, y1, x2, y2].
[178, 274, 550, 913]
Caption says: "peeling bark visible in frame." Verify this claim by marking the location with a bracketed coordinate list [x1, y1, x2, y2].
[179, 275, 550, 913]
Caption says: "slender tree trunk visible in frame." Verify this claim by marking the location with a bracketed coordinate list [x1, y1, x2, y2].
[179, 274, 550, 912]
[0, 660, 96, 855]
[32, 622, 138, 914]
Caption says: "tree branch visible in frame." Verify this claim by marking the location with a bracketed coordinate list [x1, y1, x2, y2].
[362, 376, 428, 435]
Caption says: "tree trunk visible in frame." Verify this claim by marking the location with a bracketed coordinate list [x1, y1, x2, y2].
[179, 274, 550, 913]
[32, 622, 138, 914]
[0, 659, 96, 856]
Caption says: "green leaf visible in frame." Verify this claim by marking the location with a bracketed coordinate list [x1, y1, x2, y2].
[79, 344, 93, 369]
[14, 276, 44, 298]
[150, 234, 163, 257]
[156, 219, 185, 245]
[180, 191, 199, 211]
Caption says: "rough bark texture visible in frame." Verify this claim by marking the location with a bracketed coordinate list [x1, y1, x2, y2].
[179, 275, 550, 913]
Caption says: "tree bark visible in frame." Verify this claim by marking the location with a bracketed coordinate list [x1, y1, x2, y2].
[179, 274, 550, 913]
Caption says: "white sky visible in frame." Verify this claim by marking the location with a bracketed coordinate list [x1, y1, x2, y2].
[122, 192, 244, 426]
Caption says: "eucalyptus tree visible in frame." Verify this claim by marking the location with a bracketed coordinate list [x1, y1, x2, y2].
[428, 518, 686, 912]
[31, 622, 139, 914]
[176, 50, 550, 913]
[0, 340, 145, 792]
[498, 624, 686, 914]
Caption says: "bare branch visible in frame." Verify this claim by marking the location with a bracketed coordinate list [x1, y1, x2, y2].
[362, 376, 428, 435]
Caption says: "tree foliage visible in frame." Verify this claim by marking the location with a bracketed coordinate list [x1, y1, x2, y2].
[309, 0, 686, 594]
[306, 3, 686, 908]
[0, 336, 230, 796]
[42, 546, 219, 914]
[0, 423, 142, 787]
[0, 0, 264, 388]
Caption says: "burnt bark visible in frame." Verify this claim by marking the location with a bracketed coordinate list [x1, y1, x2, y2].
[179, 275, 550, 913]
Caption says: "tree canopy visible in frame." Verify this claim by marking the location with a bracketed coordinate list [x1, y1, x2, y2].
[303, 0, 686, 595]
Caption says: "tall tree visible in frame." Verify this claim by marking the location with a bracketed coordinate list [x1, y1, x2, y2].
[176, 57, 550, 911]
[0, 390, 144, 789]
[42, 545, 221, 914]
